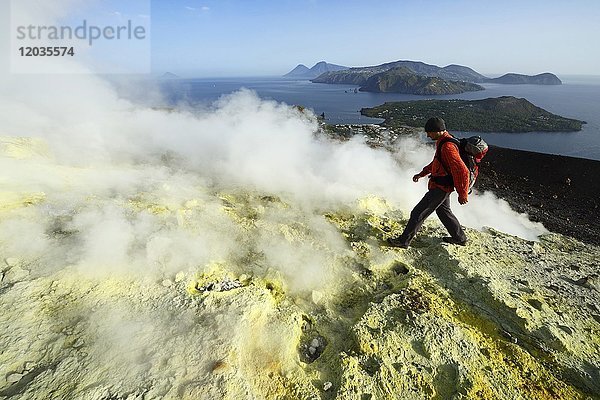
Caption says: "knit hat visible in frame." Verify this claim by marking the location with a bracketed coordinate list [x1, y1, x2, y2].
[424, 117, 446, 132]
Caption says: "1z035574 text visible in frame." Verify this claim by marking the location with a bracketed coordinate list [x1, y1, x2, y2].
[18, 47, 75, 56]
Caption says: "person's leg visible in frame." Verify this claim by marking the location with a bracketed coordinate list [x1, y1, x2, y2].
[436, 195, 468, 243]
[391, 189, 448, 246]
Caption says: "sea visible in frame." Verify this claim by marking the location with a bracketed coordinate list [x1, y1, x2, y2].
[158, 75, 600, 161]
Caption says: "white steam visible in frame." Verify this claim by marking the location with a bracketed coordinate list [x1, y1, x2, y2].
[1, 0, 547, 285]
[0, 72, 547, 282]
[0, 2, 550, 395]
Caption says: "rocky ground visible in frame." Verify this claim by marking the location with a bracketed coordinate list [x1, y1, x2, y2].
[2, 193, 599, 399]
[476, 146, 600, 246]
[1, 133, 599, 399]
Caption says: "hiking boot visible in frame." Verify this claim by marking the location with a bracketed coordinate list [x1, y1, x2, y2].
[387, 237, 409, 248]
[442, 237, 467, 246]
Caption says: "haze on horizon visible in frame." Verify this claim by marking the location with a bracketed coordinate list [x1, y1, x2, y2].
[150, 0, 600, 78]
[1, 0, 598, 78]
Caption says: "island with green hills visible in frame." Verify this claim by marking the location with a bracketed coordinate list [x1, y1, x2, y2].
[361, 96, 585, 133]
[307, 59, 562, 95]
[358, 67, 484, 95]
[312, 64, 485, 95]
[487, 73, 562, 85]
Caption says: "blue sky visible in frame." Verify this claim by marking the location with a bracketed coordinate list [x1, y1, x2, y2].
[147, 0, 600, 77]
[5, 0, 600, 77]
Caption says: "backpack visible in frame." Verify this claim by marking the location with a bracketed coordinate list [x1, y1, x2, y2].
[433, 135, 488, 192]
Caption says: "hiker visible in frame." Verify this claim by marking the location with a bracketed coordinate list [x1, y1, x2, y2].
[388, 117, 470, 248]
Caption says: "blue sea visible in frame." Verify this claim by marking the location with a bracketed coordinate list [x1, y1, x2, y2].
[159, 75, 600, 161]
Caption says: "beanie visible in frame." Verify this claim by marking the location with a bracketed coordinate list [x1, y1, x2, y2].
[424, 117, 446, 132]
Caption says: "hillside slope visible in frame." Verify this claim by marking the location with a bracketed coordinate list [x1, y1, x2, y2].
[1, 135, 598, 399]
[312, 60, 488, 84]
[359, 67, 484, 95]
[487, 73, 562, 85]
[361, 96, 585, 132]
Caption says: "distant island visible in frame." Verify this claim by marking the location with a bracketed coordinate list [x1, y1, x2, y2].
[358, 67, 484, 95]
[487, 73, 562, 85]
[312, 60, 489, 84]
[310, 65, 484, 95]
[303, 59, 562, 93]
[283, 61, 348, 79]
[160, 72, 180, 79]
[361, 96, 585, 132]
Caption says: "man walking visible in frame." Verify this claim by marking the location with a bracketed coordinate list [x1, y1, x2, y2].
[388, 117, 469, 248]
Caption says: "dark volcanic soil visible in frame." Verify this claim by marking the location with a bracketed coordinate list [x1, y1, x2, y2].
[475, 146, 600, 245]
[324, 124, 600, 245]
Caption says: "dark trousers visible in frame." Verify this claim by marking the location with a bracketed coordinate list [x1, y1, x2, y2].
[398, 188, 467, 245]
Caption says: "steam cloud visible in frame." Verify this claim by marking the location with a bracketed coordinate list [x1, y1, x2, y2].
[0, 2, 551, 395]
[0, 71, 547, 281]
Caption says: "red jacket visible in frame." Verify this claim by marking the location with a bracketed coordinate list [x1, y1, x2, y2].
[417, 132, 470, 201]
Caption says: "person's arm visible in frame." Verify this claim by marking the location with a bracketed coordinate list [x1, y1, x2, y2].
[413, 161, 433, 182]
[442, 143, 469, 203]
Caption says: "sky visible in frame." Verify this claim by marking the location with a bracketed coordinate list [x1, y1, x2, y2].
[148, 0, 600, 77]
[2, 0, 600, 77]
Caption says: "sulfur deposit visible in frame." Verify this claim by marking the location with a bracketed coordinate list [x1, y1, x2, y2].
[1, 128, 599, 400]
